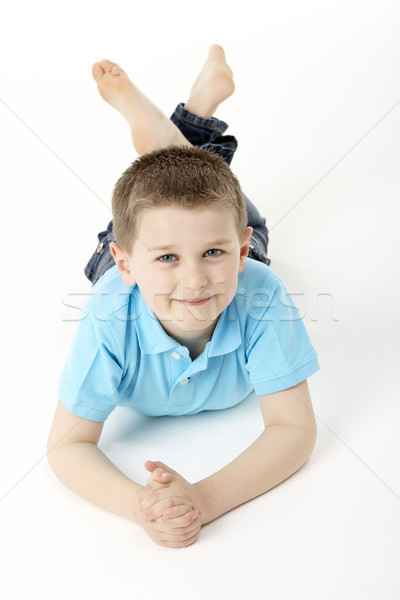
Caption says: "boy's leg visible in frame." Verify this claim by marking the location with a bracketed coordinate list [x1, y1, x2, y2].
[91, 45, 235, 157]
[170, 104, 237, 166]
[243, 193, 271, 265]
[91, 59, 191, 155]
[84, 221, 116, 285]
[170, 45, 237, 165]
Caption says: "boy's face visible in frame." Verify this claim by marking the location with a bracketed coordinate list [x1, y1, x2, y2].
[111, 205, 252, 344]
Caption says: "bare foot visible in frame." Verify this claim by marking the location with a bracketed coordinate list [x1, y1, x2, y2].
[184, 44, 235, 118]
[92, 59, 191, 155]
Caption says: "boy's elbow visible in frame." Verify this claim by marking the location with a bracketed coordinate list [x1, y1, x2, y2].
[46, 399, 104, 470]
[282, 419, 317, 468]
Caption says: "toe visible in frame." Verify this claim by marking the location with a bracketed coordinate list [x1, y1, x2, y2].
[209, 44, 225, 58]
[111, 64, 124, 76]
[92, 62, 104, 81]
[100, 59, 114, 72]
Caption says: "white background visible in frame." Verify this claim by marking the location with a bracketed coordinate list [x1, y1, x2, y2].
[1, 0, 399, 598]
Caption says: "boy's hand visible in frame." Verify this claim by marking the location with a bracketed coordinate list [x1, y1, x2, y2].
[137, 461, 204, 548]
[142, 461, 194, 516]
[141, 461, 204, 521]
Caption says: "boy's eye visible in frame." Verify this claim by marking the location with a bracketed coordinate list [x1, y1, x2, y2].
[205, 249, 222, 257]
[158, 254, 176, 262]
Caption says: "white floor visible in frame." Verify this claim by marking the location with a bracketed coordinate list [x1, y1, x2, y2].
[1, 1, 399, 598]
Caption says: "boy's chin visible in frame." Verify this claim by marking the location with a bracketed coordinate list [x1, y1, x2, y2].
[159, 315, 220, 337]
[164, 317, 217, 331]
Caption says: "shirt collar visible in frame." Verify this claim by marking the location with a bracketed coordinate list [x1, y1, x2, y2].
[133, 288, 178, 354]
[206, 301, 242, 357]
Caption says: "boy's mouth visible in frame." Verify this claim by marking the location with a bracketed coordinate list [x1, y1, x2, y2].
[173, 296, 212, 307]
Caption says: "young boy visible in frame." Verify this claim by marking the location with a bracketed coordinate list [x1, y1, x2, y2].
[47, 46, 320, 549]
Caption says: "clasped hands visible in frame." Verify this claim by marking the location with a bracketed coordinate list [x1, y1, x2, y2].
[138, 460, 204, 548]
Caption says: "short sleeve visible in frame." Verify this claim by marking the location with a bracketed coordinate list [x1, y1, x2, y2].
[245, 279, 320, 395]
[57, 306, 124, 422]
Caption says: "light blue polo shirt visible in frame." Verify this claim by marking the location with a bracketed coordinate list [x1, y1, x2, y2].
[57, 259, 320, 421]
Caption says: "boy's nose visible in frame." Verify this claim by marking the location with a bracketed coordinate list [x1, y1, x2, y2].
[181, 266, 208, 292]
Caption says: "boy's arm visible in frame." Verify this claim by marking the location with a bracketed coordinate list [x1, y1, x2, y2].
[47, 400, 143, 523]
[47, 400, 201, 547]
[195, 379, 317, 523]
[140, 379, 317, 524]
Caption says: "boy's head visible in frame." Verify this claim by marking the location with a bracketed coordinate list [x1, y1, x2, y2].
[112, 145, 247, 254]
[110, 145, 252, 345]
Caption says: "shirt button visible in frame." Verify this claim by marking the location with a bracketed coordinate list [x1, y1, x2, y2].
[180, 378, 189, 385]
[171, 352, 181, 360]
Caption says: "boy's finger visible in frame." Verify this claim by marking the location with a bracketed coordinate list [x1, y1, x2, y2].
[162, 509, 200, 529]
[152, 511, 201, 535]
[140, 488, 188, 512]
[144, 460, 160, 473]
[163, 505, 193, 519]
[149, 518, 202, 547]
[145, 460, 173, 475]
[158, 512, 202, 536]
[146, 466, 172, 484]
[141, 497, 192, 521]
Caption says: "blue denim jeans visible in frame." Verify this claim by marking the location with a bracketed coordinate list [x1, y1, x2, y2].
[84, 104, 270, 285]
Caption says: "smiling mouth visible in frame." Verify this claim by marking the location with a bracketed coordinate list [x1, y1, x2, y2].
[174, 297, 212, 306]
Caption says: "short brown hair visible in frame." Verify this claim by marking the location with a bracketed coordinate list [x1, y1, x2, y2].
[112, 145, 247, 254]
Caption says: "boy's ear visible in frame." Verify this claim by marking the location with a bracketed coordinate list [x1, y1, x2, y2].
[238, 227, 253, 273]
[110, 242, 136, 286]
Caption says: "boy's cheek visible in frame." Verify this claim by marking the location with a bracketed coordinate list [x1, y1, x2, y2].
[143, 288, 174, 313]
